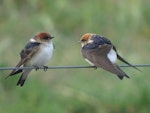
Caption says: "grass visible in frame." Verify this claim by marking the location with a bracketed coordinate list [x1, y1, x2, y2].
[0, 0, 150, 113]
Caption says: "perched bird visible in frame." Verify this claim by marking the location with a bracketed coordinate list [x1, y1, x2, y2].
[8, 32, 54, 86]
[80, 33, 140, 79]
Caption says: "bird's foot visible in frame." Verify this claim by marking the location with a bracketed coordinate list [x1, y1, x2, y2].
[34, 66, 40, 71]
[93, 66, 97, 70]
[43, 66, 48, 72]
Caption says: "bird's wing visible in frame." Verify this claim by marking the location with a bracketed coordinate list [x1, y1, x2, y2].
[117, 54, 141, 71]
[82, 44, 129, 78]
[17, 42, 41, 67]
[9, 42, 41, 76]
[113, 46, 141, 72]
[82, 44, 115, 71]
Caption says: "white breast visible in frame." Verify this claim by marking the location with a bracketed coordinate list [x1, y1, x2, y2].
[107, 48, 117, 63]
[27, 42, 54, 66]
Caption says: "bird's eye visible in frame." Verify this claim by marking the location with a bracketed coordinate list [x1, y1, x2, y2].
[81, 39, 86, 42]
[43, 36, 49, 40]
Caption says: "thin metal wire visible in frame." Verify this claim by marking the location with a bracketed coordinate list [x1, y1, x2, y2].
[0, 64, 150, 70]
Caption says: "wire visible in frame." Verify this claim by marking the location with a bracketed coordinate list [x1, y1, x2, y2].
[0, 64, 150, 70]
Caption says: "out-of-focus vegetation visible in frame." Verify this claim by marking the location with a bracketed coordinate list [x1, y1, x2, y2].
[0, 0, 150, 113]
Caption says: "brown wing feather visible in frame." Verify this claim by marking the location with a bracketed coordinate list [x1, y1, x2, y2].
[17, 47, 40, 67]
[9, 46, 40, 76]
[82, 44, 129, 79]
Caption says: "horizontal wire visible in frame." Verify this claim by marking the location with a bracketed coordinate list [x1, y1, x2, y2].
[0, 64, 150, 70]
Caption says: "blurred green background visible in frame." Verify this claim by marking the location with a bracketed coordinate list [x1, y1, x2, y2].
[0, 0, 150, 113]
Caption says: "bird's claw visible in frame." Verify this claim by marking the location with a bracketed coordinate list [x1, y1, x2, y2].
[34, 66, 40, 71]
[93, 66, 97, 70]
[43, 66, 48, 72]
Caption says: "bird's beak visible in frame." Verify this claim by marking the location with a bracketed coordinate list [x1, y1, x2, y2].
[78, 40, 81, 43]
[51, 36, 54, 39]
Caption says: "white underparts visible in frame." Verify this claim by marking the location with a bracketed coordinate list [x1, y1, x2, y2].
[107, 49, 117, 63]
[26, 42, 54, 66]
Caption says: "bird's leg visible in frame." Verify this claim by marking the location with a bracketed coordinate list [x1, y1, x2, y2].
[43, 66, 48, 72]
[34, 66, 40, 71]
[93, 66, 97, 70]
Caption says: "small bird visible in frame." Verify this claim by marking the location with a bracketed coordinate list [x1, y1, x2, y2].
[80, 33, 140, 79]
[8, 32, 54, 86]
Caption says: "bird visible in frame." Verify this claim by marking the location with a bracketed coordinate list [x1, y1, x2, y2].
[80, 33, 140, 79]
[7, 32, 55, 86]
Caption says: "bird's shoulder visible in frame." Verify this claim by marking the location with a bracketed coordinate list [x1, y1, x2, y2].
[83, 35, 112, 50]
[24, 42, 41, 49]
[20, 42, 41, 59]
[92, 35, 112, 45]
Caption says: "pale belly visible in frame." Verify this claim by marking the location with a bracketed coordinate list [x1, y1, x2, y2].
[26, 45, 54, 66]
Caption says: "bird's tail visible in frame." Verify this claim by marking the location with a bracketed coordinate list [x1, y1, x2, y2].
[5, 68, 23, 79]
[17, 70, 31, 87]
[9, 69, 23, 76]
[117, 54, 141, 72]
[117, 73, 129, 80]
[115, 65, 130, 80]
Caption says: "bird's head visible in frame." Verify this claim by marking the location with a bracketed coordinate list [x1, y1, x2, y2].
[80, 33, 95, 47]
[31, 32, 54, 44]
